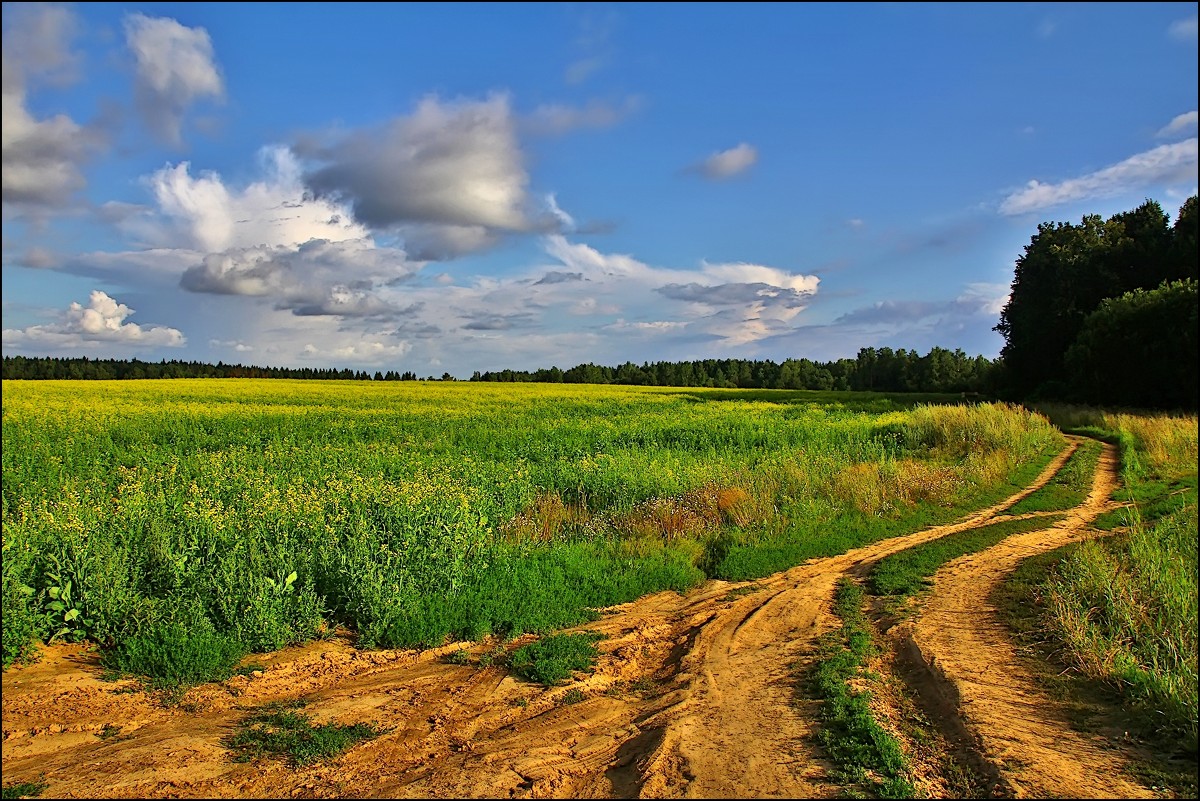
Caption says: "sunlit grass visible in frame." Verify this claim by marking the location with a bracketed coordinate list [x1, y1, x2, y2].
[3, 380, 1061, 672]
[1014, 404, 1198, 754]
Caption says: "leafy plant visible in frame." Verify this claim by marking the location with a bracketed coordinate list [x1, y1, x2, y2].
[804, 579, 916, 798]
[100, 618, 246, 702]
[41, 553, 94, 643]
[509, 632, 604, 686]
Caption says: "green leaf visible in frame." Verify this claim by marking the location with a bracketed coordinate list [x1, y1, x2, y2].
[64, 608, 80, 622]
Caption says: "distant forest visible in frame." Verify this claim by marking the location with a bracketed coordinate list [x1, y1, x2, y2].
[1, 346, 996, 394]
[3, 197, 1195, 410]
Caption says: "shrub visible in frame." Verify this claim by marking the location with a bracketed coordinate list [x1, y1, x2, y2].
[509, 632, 603, 686]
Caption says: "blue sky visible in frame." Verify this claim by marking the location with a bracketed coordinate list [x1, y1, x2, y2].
[3, 2, 1197, 377]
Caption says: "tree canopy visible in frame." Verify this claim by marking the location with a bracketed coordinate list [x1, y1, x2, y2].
[995, 196, 1198, 409]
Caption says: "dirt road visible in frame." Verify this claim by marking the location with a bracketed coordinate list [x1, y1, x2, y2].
[2, 438, 1166, 798]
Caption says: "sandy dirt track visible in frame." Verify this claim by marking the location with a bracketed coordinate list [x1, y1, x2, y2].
[2, 437, 1166, 798]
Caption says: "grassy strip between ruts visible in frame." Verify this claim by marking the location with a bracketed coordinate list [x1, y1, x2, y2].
[223, 699, 389, 767]
[867, 514, 1066, 598]
[803, 578, 916, 799]
[1005, 438, 1103, 515]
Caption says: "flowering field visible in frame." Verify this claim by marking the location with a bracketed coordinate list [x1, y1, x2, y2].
[2, 379, 1061, 669]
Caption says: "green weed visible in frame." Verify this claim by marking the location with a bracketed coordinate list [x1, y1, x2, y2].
[1, 781, 46, 800]
[868, 514, 1065, 598]
[100, 619, 246, 702]
[509, 632, 604, 686]
[804, 579, 915, 798]
[223, 699, 387, 766]
[1007, 438, 1103, 514]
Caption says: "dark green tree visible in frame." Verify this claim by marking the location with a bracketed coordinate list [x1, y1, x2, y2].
[1064, 279, 1198, 410]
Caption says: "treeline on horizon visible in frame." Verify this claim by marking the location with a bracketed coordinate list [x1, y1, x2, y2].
[0, 345, 997, 394]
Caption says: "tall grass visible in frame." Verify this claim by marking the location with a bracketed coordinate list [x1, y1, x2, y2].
[1028, 404, 1197, 752]
[2, 381, 1061, 673]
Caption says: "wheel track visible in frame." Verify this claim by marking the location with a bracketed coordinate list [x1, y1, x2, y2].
[901, 440, 1165, 799]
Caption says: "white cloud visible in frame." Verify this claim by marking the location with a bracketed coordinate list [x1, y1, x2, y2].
[144, 146, 366, 252]
[209, 338, 253, 352]
[302, 94, 531, 240]
[1168, 15, 1197, 42]
[692, 143, 758, 179]
[545, 192, 576, 232]
[301, 338, 412, 364]
[2, 4, 81, 84]
[1157, 111, 1198, 139]
[125, 13, 224, 146]
[2, 290, 185, 349]
[1, 5, 99, 215]
[565, 57, 605, 85]
[999, 138, 1198, 215]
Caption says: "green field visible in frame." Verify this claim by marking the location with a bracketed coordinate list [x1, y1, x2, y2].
[2, 380, 1063, 683]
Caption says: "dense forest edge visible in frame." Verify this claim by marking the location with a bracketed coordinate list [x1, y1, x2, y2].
[3, 196, 1194, 412]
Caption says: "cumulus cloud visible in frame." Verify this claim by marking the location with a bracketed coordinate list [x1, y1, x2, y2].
[144, 146, 365, 252]
[302, 94, 531, 240]
[2, 5, 101, 215]
[999, 138, 1198, 215]
[400, 223, 499, 262]
[124, 13, 224, 146]
[536, 236, 818, 345]
[1168, 15, 1197, 42]
[690, 143, 758, 179]
[16, 247, 58, 269]
[3, 4, 81, 84]
[2, 290, 185, 349]
[179, 237, 420, 318]
[1157, 111, 1198, 139]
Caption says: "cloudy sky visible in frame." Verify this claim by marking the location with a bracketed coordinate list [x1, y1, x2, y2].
[3, 2, 1197, 377]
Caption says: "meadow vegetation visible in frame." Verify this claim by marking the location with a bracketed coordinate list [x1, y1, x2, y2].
[2, 380, 1062, 688]
[1014, 404, 1198, 753]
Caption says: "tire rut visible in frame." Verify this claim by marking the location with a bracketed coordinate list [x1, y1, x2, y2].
[900, 440, 1165, 799]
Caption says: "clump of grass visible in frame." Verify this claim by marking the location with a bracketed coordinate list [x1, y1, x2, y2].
[1, 780, 47, 800]
[804, 579, 915, 798]
[100, 619, 246, 703]
[561, 688, 587, 704]
[868, 515, 1065, 598]
[509, 632, 603, 686]
[224, 699, 387, 766]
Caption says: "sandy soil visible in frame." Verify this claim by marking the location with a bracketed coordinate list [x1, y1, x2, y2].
[2, 437, 1168, 798]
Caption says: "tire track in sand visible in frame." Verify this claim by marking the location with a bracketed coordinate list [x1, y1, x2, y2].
[904, 440, 1163, 799]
